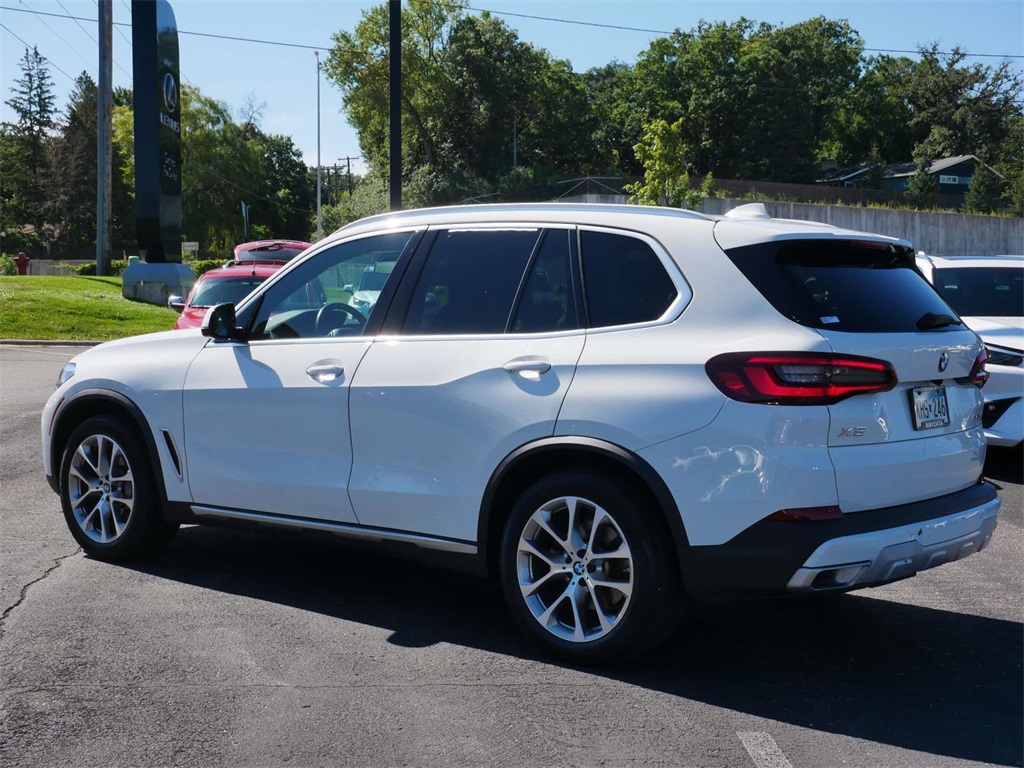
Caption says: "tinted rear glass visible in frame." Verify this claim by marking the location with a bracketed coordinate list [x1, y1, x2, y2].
[191, 276, 267, 307]
[931, 266, 1023, 317]
[581, 230, 677, 328]
[725, 240, 959, 332]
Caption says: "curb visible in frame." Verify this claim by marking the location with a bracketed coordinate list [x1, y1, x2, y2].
[0, 339, 101, 347]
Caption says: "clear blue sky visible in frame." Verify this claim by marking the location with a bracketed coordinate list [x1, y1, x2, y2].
[2, 0, 1022, 178]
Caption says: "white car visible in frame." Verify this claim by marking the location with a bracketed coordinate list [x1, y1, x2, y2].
[916, 253, 1023, 448]
[42, 203, 1000, 663]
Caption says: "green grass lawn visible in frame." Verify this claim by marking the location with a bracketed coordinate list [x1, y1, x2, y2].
[0, 276, 178, 341]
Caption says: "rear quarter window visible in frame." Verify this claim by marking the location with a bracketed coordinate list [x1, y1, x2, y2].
[725, 240, 960, 332]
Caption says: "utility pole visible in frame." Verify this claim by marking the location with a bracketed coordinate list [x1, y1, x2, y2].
[315, 50, 322, 241]
[389, 0, 401, 211]
[346, 156, 352, 195]
[96, 0, 113, 275]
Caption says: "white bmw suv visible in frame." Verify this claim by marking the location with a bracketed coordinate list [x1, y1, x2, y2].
[42, 203, 1000, 663]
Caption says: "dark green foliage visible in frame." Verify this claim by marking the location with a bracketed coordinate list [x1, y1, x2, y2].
[963, 161, 1005, 214]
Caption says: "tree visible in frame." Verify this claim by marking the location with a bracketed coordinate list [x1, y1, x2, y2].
[963, 161, 1004, 213]
[5, 46, 57, 176]
[625, 118, 708, 209]
[324, 0, 604, 196]
[904, 160, 939, 208]
[863, 145, 887, 190]
[3, 47, 57, 229]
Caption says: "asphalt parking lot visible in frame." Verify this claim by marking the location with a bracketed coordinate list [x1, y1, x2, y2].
[1, 343, 1021, 768]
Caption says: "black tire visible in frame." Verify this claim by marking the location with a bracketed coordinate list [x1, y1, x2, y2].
[59, 415, 179, 561]
[499, 470, 684, 665]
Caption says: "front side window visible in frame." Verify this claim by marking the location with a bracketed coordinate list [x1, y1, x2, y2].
[403, 229, 539, 335]
[250, 232, 413, 340]
[580, 230, 678, 328]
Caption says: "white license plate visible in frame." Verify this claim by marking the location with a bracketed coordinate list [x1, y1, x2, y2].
[911, 386, 950, 430]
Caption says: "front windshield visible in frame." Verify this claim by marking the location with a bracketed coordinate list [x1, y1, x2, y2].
[190, 276, 268, 308]
[357, 269, 390, 291]
[932, 266, 1024, 318]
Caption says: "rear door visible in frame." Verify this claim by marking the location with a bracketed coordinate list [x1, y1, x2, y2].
[347, 226, 586, 543]
[724, 239, 986, 512]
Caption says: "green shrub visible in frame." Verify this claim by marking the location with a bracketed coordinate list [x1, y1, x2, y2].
[190, 259, 225, 276]
[0, 253, 16, 276]
[71, 260, 129, 277]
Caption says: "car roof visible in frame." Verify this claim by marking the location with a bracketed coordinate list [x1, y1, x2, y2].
[233, 240, 312, 260]
[326, 202, 910, 250]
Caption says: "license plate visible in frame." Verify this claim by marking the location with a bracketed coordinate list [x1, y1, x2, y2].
[911, 386, 950, 430]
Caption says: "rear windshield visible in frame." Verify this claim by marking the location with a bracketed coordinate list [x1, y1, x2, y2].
[725, 240, 960, 332]
[931, 266, 1023, 318]
[191, 276, 267, 308]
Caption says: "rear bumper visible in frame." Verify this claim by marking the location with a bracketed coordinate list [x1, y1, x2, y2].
[679, 481, 1000, 599]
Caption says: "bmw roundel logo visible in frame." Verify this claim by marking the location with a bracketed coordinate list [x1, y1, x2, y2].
[162, 73, 178, 113]
[938, 352, 949, 372]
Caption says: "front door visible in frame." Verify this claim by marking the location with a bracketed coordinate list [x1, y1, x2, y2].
[181, 231, 416, 522]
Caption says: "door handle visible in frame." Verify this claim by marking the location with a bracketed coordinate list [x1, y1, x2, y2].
[306, 361, 345, 383]
[503, 357, 551, 379]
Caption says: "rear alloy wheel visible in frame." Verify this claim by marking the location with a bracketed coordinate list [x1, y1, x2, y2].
[60, 415, 178, 560]
[500, 471, 683, 664]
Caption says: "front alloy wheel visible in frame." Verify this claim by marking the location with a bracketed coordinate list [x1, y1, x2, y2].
[516, 495, 634, 642]
[67, 433, 135, 544]
[60, 415, 178, 560]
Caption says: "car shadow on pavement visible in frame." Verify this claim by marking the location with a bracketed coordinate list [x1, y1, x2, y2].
[985, 444, 1023, 485]
[124, 523, 1023, 768]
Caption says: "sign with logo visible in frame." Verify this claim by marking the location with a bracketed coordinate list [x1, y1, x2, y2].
[131, 0, 182, 263]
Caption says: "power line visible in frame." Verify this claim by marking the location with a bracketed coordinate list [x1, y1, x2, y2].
[463, 3, 1024, 61]
[2, 2, 1021, 61]
[0, 22, 76, 81]
[17, 0, 97, 76]
[0, 5, 331, 50]
[57, 0, 96, 44]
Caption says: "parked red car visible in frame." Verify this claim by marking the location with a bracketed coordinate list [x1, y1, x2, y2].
[169, 240, 312, 330]
[169, 263, 283, 330]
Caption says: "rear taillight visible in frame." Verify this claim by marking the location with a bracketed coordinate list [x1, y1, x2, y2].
[705, 352, 897, 405]
[969, 350, 989, 388]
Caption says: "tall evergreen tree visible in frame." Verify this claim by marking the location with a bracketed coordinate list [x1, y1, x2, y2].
[5, 46, 57, 176]
[963, 161, 1004, 214]
[904, 160, 939, 208]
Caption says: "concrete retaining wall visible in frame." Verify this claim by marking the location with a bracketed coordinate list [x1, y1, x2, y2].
[561, 194, 1023, 256]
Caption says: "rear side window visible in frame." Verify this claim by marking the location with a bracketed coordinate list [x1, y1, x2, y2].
[511, 230, 579, 333]
[403, 229, 539, 335]
[581, 230, 677, 328]
[725, 240, 959, 332]
[932, 266, 1023, 318]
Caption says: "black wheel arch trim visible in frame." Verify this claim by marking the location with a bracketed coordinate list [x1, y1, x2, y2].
[477, 436, 690, 574]
[50, 388, 173, 513]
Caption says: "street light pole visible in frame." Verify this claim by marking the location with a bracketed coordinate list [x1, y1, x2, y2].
[315, 50, 322, 241]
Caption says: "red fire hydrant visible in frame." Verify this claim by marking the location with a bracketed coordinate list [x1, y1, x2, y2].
[14, 251, 30, 276]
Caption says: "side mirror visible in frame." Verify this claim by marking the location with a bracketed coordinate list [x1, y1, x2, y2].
[167, 295, 185, 313]
[201, 303, 245, 342]
[342, 284, 354, 293]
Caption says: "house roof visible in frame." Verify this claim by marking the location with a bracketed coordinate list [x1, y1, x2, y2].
[816, 154, 1003, 184]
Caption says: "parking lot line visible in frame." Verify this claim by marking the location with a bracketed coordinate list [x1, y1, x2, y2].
[738, 731, 795, 768]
